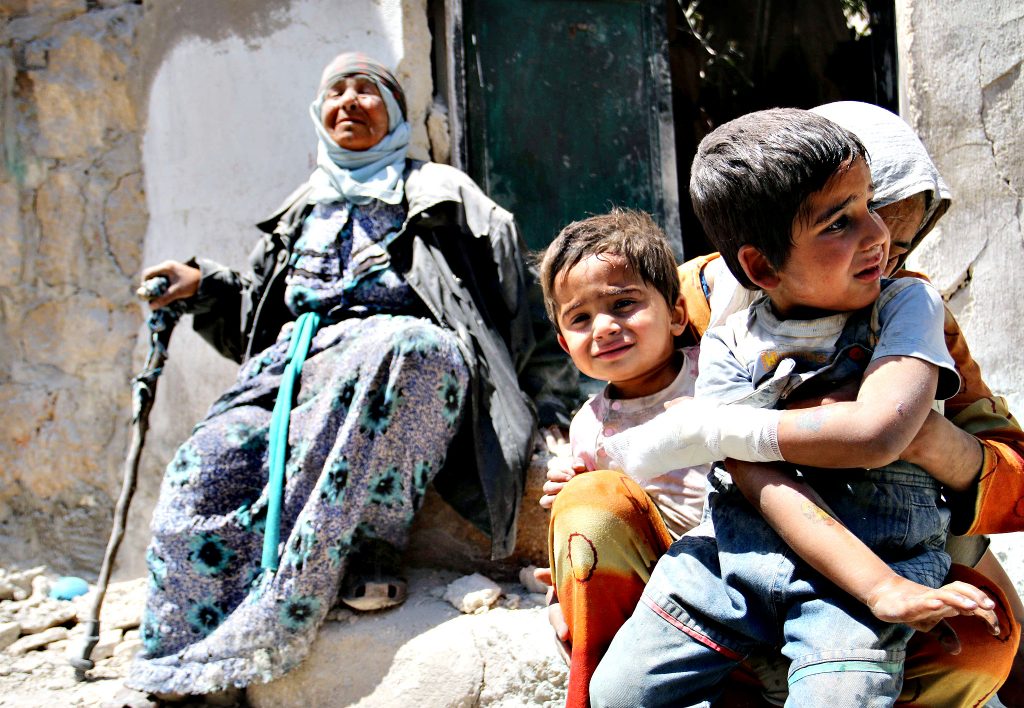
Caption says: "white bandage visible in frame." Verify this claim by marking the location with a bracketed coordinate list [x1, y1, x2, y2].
[713, 403, 783, 464]
[602, 399, 783, 481]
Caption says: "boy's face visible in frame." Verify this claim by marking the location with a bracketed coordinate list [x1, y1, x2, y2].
[764, 157, 890, 318]
[553, 252, 686, 399]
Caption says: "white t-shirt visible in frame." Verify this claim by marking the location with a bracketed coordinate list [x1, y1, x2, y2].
[569, 347, 710, 537]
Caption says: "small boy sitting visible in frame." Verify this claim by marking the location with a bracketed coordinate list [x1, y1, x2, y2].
[537, 208, 711, 706]
[589, 108, 997, 706]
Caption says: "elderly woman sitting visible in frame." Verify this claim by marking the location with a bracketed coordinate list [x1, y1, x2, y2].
[127, 53, 573, 697]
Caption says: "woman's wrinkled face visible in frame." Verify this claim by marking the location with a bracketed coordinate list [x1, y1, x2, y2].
[320, 75, 390, 151]
[876, 193, 927, 276]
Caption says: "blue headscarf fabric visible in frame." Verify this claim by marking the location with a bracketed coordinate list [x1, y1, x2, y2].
[308, 54, 411, 205]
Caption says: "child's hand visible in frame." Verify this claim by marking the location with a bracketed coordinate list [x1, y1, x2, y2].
[866, 574, 1000, 639]
[542, 425, 571, 459]
[539, 454, 587, 509]
[533, 567, 571, 662]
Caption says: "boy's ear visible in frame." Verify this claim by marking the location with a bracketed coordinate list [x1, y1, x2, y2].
[737, 245, 781, 290]
[556, 332, 570, 354]
[669, 295, 687, 337]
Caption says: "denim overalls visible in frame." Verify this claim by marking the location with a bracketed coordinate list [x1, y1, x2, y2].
[591, 279, 951, 708]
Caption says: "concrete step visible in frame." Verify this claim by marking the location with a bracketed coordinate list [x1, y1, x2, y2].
[247, 569, 568, 707]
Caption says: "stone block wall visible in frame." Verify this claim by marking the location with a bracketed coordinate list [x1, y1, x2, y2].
[0, 0, 146, 574]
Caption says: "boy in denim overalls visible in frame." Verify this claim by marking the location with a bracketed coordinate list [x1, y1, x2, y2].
[590, 109, 999, 707]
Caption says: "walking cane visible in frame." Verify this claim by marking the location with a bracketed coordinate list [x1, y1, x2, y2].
[70, 277, 185, 681]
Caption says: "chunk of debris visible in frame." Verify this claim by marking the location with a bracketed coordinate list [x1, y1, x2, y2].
[519, 565, 549, 594]
[443, 573, 502, 614]
[6, 626, 68, 656]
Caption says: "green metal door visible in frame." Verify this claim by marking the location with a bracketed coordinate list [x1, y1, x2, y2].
[461, 0, 680, 254]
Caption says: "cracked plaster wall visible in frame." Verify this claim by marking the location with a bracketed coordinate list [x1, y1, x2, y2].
[898, 0, 1023, 412]
[118, 0, 435, 580]
[897, 0, 1024, 584]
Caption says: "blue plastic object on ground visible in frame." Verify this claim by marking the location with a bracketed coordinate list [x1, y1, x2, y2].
[50, 576, 90, 600]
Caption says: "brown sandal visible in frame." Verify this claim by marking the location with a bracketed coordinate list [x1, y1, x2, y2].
[339, 539, 408, 612]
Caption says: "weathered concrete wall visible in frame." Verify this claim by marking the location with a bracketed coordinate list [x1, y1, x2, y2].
[897, 0, 1024, 585]
[0, 0, 146, 575]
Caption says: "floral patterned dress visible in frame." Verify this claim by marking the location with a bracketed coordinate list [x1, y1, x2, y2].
[130, 200, 469, 694]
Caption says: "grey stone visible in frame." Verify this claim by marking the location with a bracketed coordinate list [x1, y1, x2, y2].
[21, 39, 48, 70]
[73, 577, 146, 631]
[0, 567, 44, 602]
[0, 622, 21, 651]
[248, 569, 568, 708]
[87, 628, 122, 662]
[519, 565, 549, 594]
[19, 601, 76, 634]
[6, 626, 67, 655]
[444, 573, 502, 614]
[112, 637, 141, 661]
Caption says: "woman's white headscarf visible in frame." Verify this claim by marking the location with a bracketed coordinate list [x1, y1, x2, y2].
[307, 53, 411, 206]
[811, 101, 952, 267]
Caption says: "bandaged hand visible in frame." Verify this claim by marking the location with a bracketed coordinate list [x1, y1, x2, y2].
[601, 398, 784, 481]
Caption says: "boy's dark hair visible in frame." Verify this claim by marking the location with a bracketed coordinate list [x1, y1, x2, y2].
[540, 208, 679, 330]
[690, 108, 867, 289]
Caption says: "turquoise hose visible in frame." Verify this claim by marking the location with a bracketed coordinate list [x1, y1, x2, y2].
[261, 311, 321, 571]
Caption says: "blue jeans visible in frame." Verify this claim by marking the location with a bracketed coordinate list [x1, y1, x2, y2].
[591, 472, 950, 708]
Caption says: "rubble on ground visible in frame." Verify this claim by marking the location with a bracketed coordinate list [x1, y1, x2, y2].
[0, 566, 566, 707]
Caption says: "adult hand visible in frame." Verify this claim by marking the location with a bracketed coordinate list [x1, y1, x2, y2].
[898, 409, 983, 491]
[540, 452, 586, 509]
[141, 260, 201, 310]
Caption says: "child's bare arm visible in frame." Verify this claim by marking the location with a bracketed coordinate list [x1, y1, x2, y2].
[603, 355, 938, 479]
[776, 354, 938, 469]
[788, 384, 985, 491]
[727, 458, 1000, 633]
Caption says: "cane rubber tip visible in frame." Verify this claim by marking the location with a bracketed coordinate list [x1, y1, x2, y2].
[69, 655, 94, 680]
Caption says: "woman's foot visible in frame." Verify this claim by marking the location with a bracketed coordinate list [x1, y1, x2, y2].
[339, 538, 408, 612]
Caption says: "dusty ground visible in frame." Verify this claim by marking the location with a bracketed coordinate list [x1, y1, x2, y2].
[0, 567, 559, 708]
[2, 545, 1022, 708]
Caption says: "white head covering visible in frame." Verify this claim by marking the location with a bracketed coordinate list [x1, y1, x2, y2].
[811, 101, 952, 266]
[307, 53, 411, 206]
